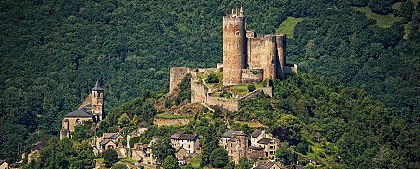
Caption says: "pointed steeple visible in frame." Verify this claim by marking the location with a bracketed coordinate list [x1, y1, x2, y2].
[91, 80, 103, 91]
[239, 6, 244, 17]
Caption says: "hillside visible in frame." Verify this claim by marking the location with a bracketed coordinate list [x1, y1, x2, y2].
[0, 0, 419, 167]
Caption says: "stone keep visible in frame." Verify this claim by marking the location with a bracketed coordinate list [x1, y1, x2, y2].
[223, 7, 289, 86]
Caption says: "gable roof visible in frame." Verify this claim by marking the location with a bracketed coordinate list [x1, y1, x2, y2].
[257, 138, 272, 144]
[171, 131, 197, 141]
[103, 133, 120, 139]
[251, 129, 262, 138]
[65, 108, 92, 118]
[254, 160, 280, 169]
[222, 130, 246, 138]
[31, 141, 47, 151]
[0, 159, 6, 165]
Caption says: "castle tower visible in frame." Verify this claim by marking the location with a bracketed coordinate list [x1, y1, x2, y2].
[223, 7, 247, 86]
[276, 34, 287, 78]
[91, 81, 104, 122]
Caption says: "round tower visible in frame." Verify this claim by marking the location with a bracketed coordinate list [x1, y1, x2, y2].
[223, 7, 246, 86]
[91, 81, 104, 122]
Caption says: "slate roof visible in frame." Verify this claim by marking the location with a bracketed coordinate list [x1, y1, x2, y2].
[64, 104, 92, 118]
[171, 131, 184, 139]
[257, 138, 272, 144]
[171, 131, 197, 141]
[254, 160, 280, 169]
[31, 141, 47, 151]
[103, 133, 120, 139]
[222, 130, 246, 138]
[0, 159, 6, 165]
[100, 139, 113, 146]
[92, 81, 103, 91]
[251, 129, 262, 138]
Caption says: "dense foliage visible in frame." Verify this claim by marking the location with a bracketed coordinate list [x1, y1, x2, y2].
[0, 0, 418, 167]
[240, 73, 419, 168]
[103, 149, 119, 168]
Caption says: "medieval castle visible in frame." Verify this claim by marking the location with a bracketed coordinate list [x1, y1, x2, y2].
[170, 7, 297, 111]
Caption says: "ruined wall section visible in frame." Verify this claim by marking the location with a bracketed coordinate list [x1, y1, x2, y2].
[153, 118, 190, 127]
[263, 36, 277, 80]
[169, 67, 191, 94]
[241, 69, 263, 83]
[190, 77, 207, 104]
[223, 9, 246, 86]
[207, 96, 240, 111]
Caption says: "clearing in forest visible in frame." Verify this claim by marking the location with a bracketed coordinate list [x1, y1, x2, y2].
[352, 7, 401, 28]
[275, 17, 305, 38]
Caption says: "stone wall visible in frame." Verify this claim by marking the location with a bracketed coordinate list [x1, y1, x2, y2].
[169, 67, 191, 94]
[153, 118, 190, 127]
[207, 96, 240, 111]
[241, 69, 263, 83]
[190, 78, 207, 104]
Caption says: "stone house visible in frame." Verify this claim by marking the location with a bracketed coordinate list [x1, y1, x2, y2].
[0, 160, 9, 169]
[127, 127, 147, 148]
[93, 133, 123, 155]
[220, 130, 248, 164]
[25, 140, 47, 163]
[131, 138, 158, 165]
[250, 130, 281, 160]
[170, 131, 201, 164]
[252, 160, 282, 169]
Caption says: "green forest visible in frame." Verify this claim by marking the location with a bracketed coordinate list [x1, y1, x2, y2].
[0, 0, 419, 168]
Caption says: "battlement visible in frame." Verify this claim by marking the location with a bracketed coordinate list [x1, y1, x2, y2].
[226, 7, 245, 18]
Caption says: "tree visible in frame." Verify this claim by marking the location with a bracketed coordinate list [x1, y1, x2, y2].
[112, 164, 128, 169]
[161, 155, 179, 169]
[275, 145, 297, 165]
[209, 148, 228, 168]
[399, 0, 414, 23]
[103, 149, 119, 168]
[118, 113, 130, 127]
[206, 73, 219, 83]
[72, 121, 93, 142]
[152, 138, 175, 163]
[247, 84, 256, 92]
[237, 157, 252, 169]
[70, 140, 94, 169]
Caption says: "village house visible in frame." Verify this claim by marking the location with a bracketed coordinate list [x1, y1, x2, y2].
[127, 127, 148, 148]
[250, 130, 281, 160]
[24, 140, 47, 164]
[220, 130, 248, 164]
[131, 138, 158, 165]
[252, 160, 282, 169]
[93, 133, 124, 156]
[170, 131, 201, 164]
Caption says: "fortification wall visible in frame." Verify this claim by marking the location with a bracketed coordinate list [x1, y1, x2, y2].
[169, 67, 191, 94]
[191, 78, 207, 103]
[263, 36, 276, 80]
[241, 69, 263, 83]
[247, 37, 265, 69]
[153, 118, 190, 127]
[207, 96, 240, 111]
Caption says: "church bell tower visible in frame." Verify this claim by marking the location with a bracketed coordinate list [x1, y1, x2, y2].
[91, 81, 103, 122]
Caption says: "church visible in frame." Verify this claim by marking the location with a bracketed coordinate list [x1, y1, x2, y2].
[60, 81, 104, 139]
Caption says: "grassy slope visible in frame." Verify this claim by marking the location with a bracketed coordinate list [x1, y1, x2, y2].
[393, 0, 420, 9]
[275, 17, 305, 38]
[352, 7, 401, 28]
